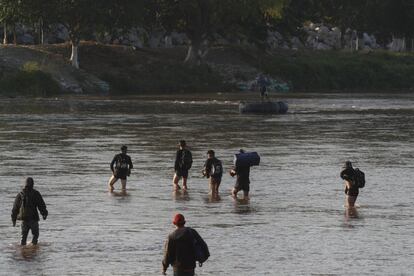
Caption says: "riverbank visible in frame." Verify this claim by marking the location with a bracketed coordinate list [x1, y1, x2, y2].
[1, 43, 413, 96]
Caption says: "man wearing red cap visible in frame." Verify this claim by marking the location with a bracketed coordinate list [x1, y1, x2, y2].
[162, 214, 209, 276]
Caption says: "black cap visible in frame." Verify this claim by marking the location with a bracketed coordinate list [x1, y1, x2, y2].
[121, 145, 127, 151]
[25, 177, 34, 190]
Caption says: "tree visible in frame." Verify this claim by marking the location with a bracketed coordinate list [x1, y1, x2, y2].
[0, 0, 24, 44]
[156, 0, 286, 65]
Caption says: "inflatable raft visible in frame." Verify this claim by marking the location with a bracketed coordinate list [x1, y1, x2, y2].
[239, 101, 288, 114]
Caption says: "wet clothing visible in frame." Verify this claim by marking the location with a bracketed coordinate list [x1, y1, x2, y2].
[12, 189, 48, 222]
[11, 188, 47, 246]
[176, 169, 189, 178]
[21, 220, 39, 245]
[162, 227, 206, 275]
[203, 157, 223, 181]
[341, 168, 359, 196]
[110, 153, 133, 180]
[234, 165, 251, 192]
[175, 149, 192, 178]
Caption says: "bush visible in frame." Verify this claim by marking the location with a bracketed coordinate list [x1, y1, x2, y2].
[0, 70, 61, 97]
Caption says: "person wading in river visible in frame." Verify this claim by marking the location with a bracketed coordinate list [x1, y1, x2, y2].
[108, 145, 133, 192]
[230, 149, 252, 200]
[162, 213, 209, 276]
[340, 161, 359, 207]
[173, 140, 192, 192]
[202, 150, 223, 198]
[11, 177, 48, 246]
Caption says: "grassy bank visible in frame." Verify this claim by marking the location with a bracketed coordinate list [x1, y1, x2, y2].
[256, 49, 414, 91]
[1, 43, 413, 96]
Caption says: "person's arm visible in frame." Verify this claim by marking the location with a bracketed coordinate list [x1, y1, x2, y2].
[162, 236, 172, 274]
[110, 155, 117, 173]
[174, 151, 180, 171]
[128, 155, 133, 170]
[11, 193, 22, 226]
[36, 191, 48, 220]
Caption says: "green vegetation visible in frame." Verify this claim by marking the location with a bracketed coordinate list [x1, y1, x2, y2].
[258, 50, 414, 90]
[0, 61, 60, 96]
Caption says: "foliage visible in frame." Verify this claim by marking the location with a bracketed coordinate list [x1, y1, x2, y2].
[0, 69, 60, 96]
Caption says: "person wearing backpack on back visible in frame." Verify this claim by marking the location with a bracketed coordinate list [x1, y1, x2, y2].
[108, 145, 133, 193]
[173, 140, 192, 192]
[340, 161, 364, 208]
[11, 177, 48, 246]
[162, 213, 209, 276]
[202, 150, 223, 198]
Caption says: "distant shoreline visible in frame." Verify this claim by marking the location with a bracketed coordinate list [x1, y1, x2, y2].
[1, 43, 413, 96]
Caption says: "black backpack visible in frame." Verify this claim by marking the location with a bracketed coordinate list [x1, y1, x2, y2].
[181, 150, 193, 170]
[189, 228, 210, 266]
[210, 159, 223, 178]
[353, 168, 365, 188]
[116, 154, 129, 170]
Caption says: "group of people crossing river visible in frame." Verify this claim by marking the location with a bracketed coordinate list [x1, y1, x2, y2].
[108, 140, 256, 200]
[10, 139, 365, 275]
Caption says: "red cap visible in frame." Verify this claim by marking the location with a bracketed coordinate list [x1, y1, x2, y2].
[173, 213, 186, 226]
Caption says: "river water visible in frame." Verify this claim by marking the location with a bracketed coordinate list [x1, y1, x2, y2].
[0, 93, 413, 276]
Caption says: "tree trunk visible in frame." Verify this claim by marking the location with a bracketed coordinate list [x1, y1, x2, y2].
[39, 18, 44, 45]
[390, 36, 406, 52]
[184, 38, 208, 65]
[70, 40, 80, 69]
[3, 24, 7, 44]
[12, 25, 16, 45]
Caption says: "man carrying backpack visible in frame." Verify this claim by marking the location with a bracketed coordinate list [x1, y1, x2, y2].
[340, 161, 365, 207]
[173, 140, 192, 192]
[162, 213, 209, 276]
[108, 145, 133, 192]
[202, 150, 223, 197]
[11, 177, 48, 246]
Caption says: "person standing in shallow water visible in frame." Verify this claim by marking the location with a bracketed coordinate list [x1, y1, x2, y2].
[11, 177, 48, 246]
[230, 149, 251, 200]
[162, 213, 209, 276]
[108, 145, 133, 192]
[173, 140, 192, 192]
[202, 150, 223, 197]
[340, 161, 358, 207]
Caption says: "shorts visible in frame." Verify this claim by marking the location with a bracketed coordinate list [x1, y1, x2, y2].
[210, 177, 222, 186]
[234, 178, 250, 192]
[114, 169, 128, 180]
[176, 169, 189, 178]
[345, 186, 359, 197]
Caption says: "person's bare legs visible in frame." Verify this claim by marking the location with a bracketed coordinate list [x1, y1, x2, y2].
[121, 179, 127, 191]
[108, 175, 118, 192]
[231, 187, 239, 198]
[182, 177, 188, 191]
[173, 174, 181, 191]
[346, 195, 357, 208]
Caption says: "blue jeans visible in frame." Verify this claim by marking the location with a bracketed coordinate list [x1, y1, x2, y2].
[21, 220, 39, 245]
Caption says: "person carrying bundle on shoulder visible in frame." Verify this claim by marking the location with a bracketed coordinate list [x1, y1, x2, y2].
[230, 149, 260, 200]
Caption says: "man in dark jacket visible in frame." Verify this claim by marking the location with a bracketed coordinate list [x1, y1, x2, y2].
[162, 214, 209, 276]
[108, 145, 133, 192]
[340, 161, 358, 207]
[11, 177, 48, 246]
[173, 140, 192, 192]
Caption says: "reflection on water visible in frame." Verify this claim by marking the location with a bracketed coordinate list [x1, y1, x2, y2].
[1, 93, 414, 275]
